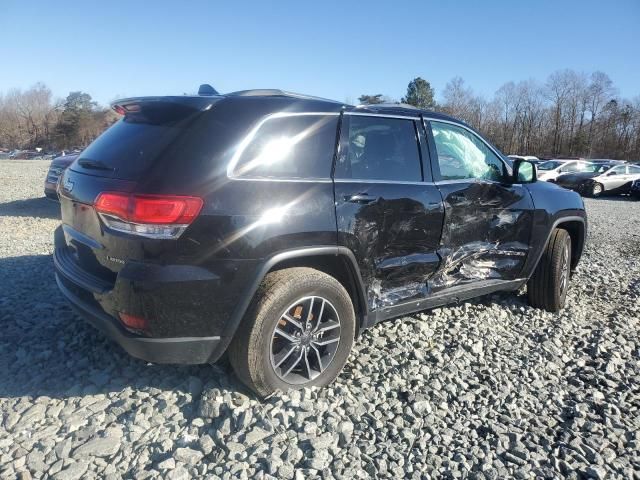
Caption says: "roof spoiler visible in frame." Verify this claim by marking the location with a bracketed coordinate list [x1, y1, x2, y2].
[111, 96, 220, 115]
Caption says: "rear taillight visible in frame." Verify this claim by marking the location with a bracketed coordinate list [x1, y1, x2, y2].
[95, 192, 203, 239]
[119, 312, 148, 332]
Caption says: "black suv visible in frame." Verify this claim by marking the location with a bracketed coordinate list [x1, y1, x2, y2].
[54, 89, 587, 396]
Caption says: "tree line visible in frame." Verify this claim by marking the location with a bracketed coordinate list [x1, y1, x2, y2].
[0, 83, 117, 151]
[359, 71, 640, 160]
[2, 71, 639, 160]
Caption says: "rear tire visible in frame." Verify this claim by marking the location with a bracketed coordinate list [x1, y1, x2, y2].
[527, 228, 572, 312]
[228, 267, 355, 397]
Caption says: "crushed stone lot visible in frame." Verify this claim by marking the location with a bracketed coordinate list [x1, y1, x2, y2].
[1, 159, 639, 479]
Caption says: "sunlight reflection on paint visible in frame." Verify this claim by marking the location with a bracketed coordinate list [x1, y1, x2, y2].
[257, 205, 289, 225]
[252, 138, 294, 167]
[207, 198, 304, 256]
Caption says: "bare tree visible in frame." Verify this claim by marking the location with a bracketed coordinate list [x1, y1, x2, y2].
[0, 83, 114, 151]
[433, 70, 639, 161]
[586, 71, 617, 156]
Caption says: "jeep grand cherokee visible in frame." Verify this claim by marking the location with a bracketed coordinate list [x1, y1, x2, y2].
[54, 87, 587, 396]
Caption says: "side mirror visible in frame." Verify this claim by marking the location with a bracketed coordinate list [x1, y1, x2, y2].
[512, 159, 537, 183]
[607, 171, 617, 176]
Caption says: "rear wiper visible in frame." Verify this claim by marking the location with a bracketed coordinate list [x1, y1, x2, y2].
[78, 159, 115, 171]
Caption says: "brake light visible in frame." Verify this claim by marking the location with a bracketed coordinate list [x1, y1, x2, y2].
[119, 312, 148, 332]
[95, 192, 203, 239]
[112, 103, 141, 115]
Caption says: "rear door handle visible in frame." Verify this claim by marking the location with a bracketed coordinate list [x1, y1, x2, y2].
[344, 194, 376, 204]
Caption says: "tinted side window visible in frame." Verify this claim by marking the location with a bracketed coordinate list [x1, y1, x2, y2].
[609, 166, 626, 175]
[231, 114, 338, 179]
[430, 121, 506, 181]
[335, 115, 422, 181]
[628, 165, 640, 174]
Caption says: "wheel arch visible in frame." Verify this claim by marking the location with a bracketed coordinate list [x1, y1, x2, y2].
[557, 219, 586, 269]
[527, 215, 586, 279]
[209, 247, 368, 362]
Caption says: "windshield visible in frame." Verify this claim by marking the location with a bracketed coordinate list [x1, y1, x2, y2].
[538, 160, 564, 171]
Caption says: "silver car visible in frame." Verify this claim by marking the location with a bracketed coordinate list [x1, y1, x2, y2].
[555, 162, 640, 197]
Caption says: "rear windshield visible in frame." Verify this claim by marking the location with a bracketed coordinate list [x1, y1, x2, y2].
[71, 100, 215, 180]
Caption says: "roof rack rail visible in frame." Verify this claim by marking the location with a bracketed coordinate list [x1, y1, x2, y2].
[355, 103, 420, 110]
[226, 89, 343, 104]
[227, 89, 288, 97]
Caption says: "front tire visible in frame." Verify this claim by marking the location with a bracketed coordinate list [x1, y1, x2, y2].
[228, 267, 355, 397]
[527, 228, 572, 312]
[590, 182, 604, 197]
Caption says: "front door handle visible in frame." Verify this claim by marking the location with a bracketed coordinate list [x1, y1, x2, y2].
[344, 194, 376, 204]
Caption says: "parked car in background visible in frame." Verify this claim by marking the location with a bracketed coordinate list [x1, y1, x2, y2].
[508, 155, 541, 165]
[536, 159, 592, 182]
[631, 178, 640, 199]
[44, 154, 78, 199]
[588, 159, 627, 165]
[556, 162, 640, 197]
[53, 88, 586, 396]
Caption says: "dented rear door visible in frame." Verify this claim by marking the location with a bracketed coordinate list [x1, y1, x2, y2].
[334, 113, 444, 310]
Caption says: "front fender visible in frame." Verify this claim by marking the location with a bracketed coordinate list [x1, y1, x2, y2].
[522, 182, 587, 278]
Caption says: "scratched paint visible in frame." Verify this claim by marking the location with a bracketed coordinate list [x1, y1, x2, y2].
[430, 241, 528, 289]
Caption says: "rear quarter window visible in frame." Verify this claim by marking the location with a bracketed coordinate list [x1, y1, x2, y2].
[228, 114, 339, 179]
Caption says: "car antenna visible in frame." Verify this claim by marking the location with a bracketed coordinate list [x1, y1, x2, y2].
[198, 84, 219, 96]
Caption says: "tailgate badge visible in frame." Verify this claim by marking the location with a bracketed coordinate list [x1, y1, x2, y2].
[63, 176, 74, 192]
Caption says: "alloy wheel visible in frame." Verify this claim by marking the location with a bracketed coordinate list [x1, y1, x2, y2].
[269, 296, 341, 384]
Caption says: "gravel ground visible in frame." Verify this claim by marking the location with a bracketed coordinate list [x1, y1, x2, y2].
[1, 160, 639, 480]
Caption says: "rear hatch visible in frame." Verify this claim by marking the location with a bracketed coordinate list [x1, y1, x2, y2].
[58, 96, 222, 286]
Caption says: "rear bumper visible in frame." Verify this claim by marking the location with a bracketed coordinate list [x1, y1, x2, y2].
[55, 272, 221, 364]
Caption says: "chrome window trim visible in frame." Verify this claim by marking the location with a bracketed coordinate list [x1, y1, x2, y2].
[225, 177, 333, 184]
[226, 111, 340, 180]
[434, 178, 517, 186]
[345, 112, 421, 121]
[423, 116, 513, 176]
[434, 178, 484, 185]
[334, 178, 434, 186]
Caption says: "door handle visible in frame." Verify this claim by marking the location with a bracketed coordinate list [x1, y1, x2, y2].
[344, 194, 376, 204]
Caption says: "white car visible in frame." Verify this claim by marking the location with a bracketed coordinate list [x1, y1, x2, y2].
[508, 155, 540, 163]
[536, 159, 592, 182]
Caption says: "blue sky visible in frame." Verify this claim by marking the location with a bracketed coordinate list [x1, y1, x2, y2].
[2, 0, 639, 106]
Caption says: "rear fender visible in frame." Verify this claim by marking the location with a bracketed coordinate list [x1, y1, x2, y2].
[209, 246, 367, 362]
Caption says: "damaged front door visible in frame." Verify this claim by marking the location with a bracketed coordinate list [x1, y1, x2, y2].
[426, 119, 533, 292]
